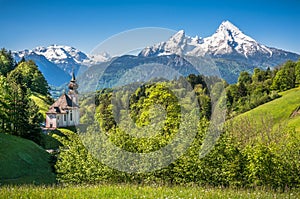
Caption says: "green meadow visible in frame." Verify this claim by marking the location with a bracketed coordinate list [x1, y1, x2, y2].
[0, 185, 299, 199]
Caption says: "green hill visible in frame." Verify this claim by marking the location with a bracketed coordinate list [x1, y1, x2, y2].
[235, 86, 300, 132]
[30, 92, 52, 121]
[0, 133, 56, 185]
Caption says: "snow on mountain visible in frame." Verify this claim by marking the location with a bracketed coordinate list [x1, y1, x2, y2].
[13, 45, 111, 75]
[88, 52, 111, 63]
[140, 30, 203, 57]
[139, 20, 282, 59]
[138, 20, 300, 83]
[34, 45, 89, 64]
[193, 20, 273, 57]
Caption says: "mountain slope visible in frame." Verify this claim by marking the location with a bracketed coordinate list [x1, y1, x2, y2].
[0, 133, 56, 185]
[78, 54, 200, 92]
[13, 51, 71, 86]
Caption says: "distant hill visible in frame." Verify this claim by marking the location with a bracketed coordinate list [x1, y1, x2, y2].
[0, 133, 56, 185]
[78, 54, 200, 92]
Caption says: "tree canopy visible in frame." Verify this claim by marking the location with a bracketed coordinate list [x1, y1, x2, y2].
[8, 60, 49, 95]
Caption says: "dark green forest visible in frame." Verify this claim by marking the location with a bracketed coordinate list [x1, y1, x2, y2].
[0, 48, 50, 144]
[1, 47, 300, 189]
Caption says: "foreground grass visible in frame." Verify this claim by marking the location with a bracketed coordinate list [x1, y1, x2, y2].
[0, 185, 299, 199]
[0, 133, 56, 185]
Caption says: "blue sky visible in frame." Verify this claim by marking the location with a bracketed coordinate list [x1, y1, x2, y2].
[1, 0, 300, 54]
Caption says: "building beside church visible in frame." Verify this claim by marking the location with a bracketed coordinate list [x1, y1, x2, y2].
[45, 73, 80, 128]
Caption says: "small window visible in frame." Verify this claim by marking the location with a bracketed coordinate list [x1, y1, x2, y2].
[70, 113, 73, 121]
[64, 114, 66, 121]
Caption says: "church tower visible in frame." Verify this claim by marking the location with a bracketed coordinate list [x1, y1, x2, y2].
[68, 71, 79, 105]
[45, 71, 80, 128]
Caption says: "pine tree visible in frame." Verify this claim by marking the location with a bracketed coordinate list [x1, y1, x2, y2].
[0, 75, 11, 133]
[0, 48, 15, 76]
[0, 53, 44, 145]
[7, 79, 42, 144]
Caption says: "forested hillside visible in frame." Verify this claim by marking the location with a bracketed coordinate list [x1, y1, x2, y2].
[54, 59, 300, 188]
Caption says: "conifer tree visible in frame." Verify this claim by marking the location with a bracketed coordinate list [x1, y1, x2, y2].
[0, 75, 11, 133]
[7, 79, 42, 143]
[0, 48, 15, 76]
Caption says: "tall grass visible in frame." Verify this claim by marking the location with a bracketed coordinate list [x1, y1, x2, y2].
[0, 185, 299, 199]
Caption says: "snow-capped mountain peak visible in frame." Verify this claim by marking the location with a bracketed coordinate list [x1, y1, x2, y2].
[199, 20, 270, 57]
[34, 44, 89, 65]
[216, 20, 243, 35]
[170, 30, 186, 43]
[13, 45, 111, 75]
[139, 29, 203, 57]
[140, 20, 273, 58]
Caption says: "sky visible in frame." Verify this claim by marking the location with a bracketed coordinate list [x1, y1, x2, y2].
[0, 0, 300, 54]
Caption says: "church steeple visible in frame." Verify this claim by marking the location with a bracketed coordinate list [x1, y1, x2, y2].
[71, 70, 76, 82]
[68, 71, 79, 104]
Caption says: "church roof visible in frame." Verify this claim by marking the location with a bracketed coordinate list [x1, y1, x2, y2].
[46, 93, 78, 114]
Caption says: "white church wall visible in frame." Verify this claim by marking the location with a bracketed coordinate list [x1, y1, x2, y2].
[46, 114, 57, 128]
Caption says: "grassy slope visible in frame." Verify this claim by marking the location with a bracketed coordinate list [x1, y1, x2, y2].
[30, 93, 51, 120]
[0, 133, 56, 185]
[236, 86, 300, 131]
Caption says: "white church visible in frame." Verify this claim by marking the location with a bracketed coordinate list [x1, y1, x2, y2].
[45, 73, 80, 128]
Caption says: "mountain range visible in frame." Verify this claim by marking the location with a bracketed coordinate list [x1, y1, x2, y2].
[140, 21, 275, 58]
[12, 45, 110, 86]
[13, 20, 300, 88]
